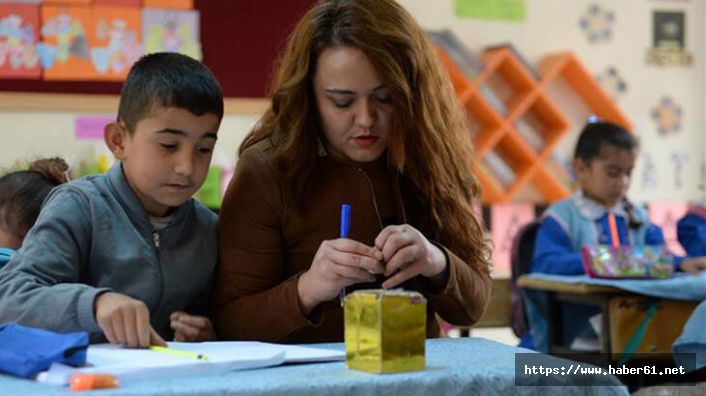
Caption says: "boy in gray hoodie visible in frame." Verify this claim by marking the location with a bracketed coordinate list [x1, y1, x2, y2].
[0, 52, 223, 348]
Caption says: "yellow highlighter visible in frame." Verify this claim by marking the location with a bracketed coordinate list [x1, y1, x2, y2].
[149, 345, 209, 362]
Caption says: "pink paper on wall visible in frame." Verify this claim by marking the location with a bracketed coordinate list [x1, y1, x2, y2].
[648, 200, 688, 256]
[491, 203, 535, 275]
[75, 115, 114, 140]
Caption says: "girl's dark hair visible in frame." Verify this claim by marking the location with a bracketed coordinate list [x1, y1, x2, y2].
[0, 158, 70, 238]
[575, 120, 642, 229]
[574, 121, 638, 163]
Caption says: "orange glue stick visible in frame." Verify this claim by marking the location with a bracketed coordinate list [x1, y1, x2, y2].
[70, 373, 119, 391]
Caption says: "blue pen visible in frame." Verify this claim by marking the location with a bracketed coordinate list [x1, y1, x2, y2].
[339, 204, 351, 306]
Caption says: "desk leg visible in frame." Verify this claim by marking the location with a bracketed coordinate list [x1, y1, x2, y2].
[546, 291, 564, 353]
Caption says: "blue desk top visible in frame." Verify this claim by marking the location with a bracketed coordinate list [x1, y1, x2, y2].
[0, 338, 627, 395]
[524, 272, 706, 301]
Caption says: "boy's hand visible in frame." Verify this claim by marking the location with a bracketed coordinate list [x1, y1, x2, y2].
[94, 292, 166, 348]
[170, 311, 215, 342]
[680, 257, 706, 275]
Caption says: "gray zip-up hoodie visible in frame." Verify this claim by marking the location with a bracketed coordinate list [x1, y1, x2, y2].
[0, 163, 217, 342]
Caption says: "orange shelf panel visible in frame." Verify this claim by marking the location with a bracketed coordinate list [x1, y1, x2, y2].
[437, 42, 631, 203]
[539, 52, 632, 130]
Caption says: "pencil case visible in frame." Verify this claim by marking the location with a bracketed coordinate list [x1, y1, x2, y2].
[580, 244, 674, 279]
[0, 323, 88, 378]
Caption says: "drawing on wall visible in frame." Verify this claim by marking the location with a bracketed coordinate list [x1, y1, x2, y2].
[0, 4, 40, 79]
[37, 5, 92, 80]
[671, 152, 688, 189]
[90, 6, 142, 79]
[595, 66, 627, 100]
[651, 95, 682, 136]
[578, 4, 615, 44]
[641, 152, 658, 190]
[454, 0, 526, 22]
[645, 10, 693, 67]
[143, 8, 200, 60]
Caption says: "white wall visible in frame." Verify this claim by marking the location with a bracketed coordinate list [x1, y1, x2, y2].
[399, 0, 705, 202]
[2, 0, 704, 202]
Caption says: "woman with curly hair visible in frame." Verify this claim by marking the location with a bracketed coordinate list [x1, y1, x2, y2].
[213, 0, 492, 343]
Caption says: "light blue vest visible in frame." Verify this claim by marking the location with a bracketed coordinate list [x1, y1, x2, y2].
[544, 195, 650, 250]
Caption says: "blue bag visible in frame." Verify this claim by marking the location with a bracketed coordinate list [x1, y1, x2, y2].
[0, 323, 88, 378]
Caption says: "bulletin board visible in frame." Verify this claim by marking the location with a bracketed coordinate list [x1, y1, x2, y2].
[0, 0, 317, 97]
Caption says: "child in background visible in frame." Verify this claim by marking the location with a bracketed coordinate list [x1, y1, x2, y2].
[0, 52, 223, 348]
[678, 203, 706, 257]
[527, 120, 706, 351]
[0, 158, 69, 267]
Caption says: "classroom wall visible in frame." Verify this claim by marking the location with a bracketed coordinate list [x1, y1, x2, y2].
[2, 0, 704, 203]
[399, 0, 705, 202]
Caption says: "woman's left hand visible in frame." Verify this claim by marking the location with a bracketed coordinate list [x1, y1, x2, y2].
[375, 224, 447, 289]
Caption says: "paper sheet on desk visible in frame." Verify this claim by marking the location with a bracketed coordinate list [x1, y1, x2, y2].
[40, 341, 344, 385]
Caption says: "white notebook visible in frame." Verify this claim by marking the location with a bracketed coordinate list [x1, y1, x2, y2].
[38, 341, 344, 385]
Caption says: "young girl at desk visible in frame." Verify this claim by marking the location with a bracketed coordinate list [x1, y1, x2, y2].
[526, 120, 706, 351]
[0, 158, 69, 267]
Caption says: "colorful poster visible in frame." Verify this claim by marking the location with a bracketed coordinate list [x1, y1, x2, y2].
[94, 0, 140, 5]
[90, 6, 142, 80]
[648, 201, 687, 256]
[143, 8, 200, 60]
[43, 0, 92, 3]
[491, 203, 535, 275]
[0, 3, 41, 79]
[455, 0, 525, 22]
[39, 5, 94, 80]
[143, 0, 192, 9]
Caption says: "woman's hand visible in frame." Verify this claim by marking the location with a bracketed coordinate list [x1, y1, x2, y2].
[298, 239, 384, 314]
[170, 311, 216, 342]
[680, 257, 706, 275]
[375, 224, 448, 289]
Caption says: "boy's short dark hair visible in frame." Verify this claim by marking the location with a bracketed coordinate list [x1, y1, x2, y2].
[574, 120, 638, 163]
[117, 52, 224, 133]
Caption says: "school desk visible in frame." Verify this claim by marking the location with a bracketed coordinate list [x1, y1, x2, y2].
[0, 337, 627, 395]
[518, 273, 705, 360]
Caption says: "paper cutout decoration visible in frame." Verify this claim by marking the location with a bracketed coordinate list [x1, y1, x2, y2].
[578, 4, 614, 44]
[0, 3, 40, 79]
[651, 95, 682, 136]
[454, 0, 526, 22]
[90, 6, 142, 80]
[645, 11, 693, 67]
[641, 152, 658, 190]
[39, 5, 93, 80]
[648, 200, 687, 256]
[94, 0, 140, 6]
[491, 203, 535, 275]
[143, 0, 193, 9]
[74, 115, 114, 140]
[670, 152, 688, 189]
[143, 8, 200, 60]
[40, 5, 142, 81]
[596, 66, 627, 100]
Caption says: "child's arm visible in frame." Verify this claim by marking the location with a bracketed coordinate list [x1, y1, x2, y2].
[0, 188, 106, 334]
[530, 216, 585, 275]
[645, 221, 706, 274]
